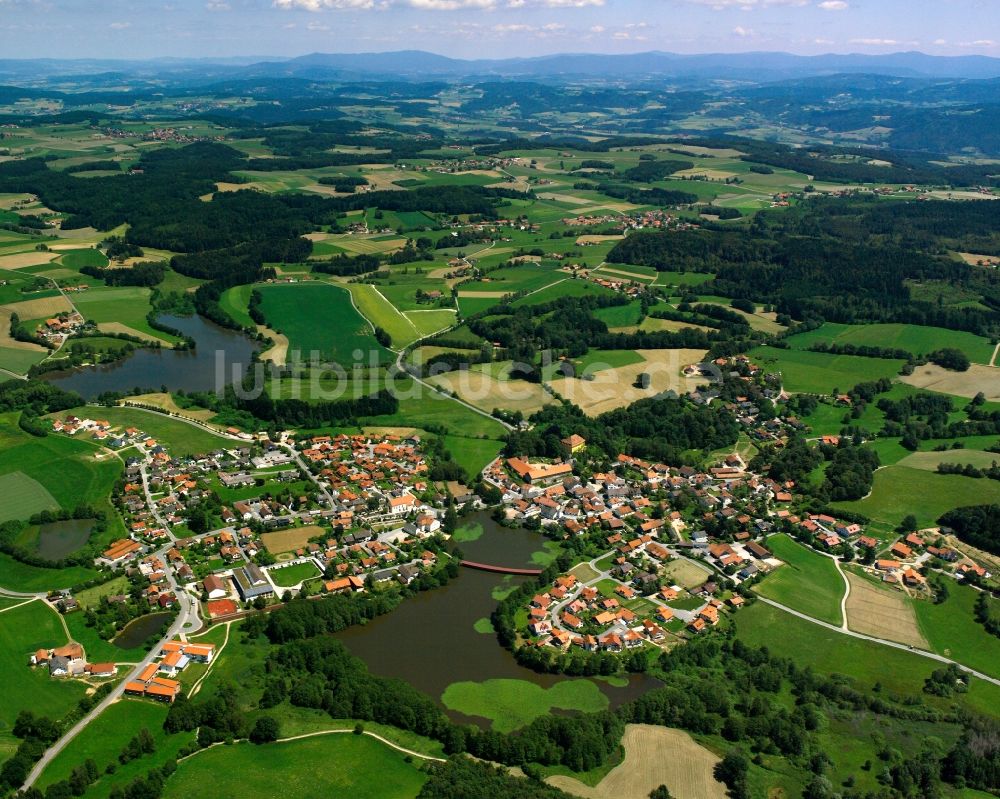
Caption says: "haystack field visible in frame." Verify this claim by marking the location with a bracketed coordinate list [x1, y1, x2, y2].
[901, 363, 1000, 401]
[845, 572, 928, 649]
[0, 251, 59, 270]
[548, 348, 708, 416]
[546, 725, 726, 799]
[427, 366, 554, 415]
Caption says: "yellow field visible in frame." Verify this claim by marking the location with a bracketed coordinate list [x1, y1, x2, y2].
[901, 363, 1000, 401]
[845, 572, 928, 648]
[257, 325, 289, 366]
[261, 525, 326, 555]
[549, 348, 708, 416]
[0, 309, 49, 352]
[547, 725, 726, 799]
[427, 366, 554, 415]
[1, 294, 73, 319]
[457, 290, 508, 299]
[537, 193, 591, 205]
[335, 236, 408, 255]
[576, 235, 626, 246]
[957, 252, 1000, 267]
[95, 322, 163, 344]
[0, 251, 59, 269]
[129, 393, 217, 423]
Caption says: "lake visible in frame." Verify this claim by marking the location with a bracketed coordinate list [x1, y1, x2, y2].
[36, 518, 94, 561]
[44, 314, 258, 398]
[337, 512, 659, 726]
[113, 612, 172, 650]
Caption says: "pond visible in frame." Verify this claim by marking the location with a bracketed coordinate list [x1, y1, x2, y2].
[113, 612, 172, 650]
[337, 512, 659, 727]
[36, 518, 94, 561]
[44, 314, 258, 399]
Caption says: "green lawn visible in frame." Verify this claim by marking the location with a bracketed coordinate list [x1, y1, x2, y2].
[441, 678, 609, 733]
[258, 283, 392, 364]
[163, 734, 426, 799]
[573, 348, 644, 374]
[755, 534, 844, 625]
[457, 295, 502, 317]
[833, 466, 1000, 528]
[593, 301, 644, 329]
[0, 601, 88, 745]
[0, 553, 98, 592]
[0, 346, 48, 376]
[405, 309, 456, 338]
[748, 346, 905, 394]
[58, 405, 230, 458]
[461, 264, 563, 295]
[219, 283, 256, 328]
[346, 284, 420, 349]
[268, 561, 321, 588]
[63, 610, 149, 663]
[0, 412, 122, 524]
[440, 434, 502, 480]
[734, 601, 1000, 719]
[786, 322, 996, 365]
[59, 249, 108, 270]
[913, 583, 1000, 680]
[511, 278, 614, 307]
[71, 286, 178, 344]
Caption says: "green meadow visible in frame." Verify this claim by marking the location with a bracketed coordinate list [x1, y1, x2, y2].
[755, 534, 844, 625]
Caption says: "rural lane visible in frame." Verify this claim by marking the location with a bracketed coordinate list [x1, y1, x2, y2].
[756, 596, 1000, 688]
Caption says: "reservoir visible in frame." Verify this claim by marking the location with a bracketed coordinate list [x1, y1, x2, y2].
[44, 314, 258, 398]
[337, 512, 659, 725]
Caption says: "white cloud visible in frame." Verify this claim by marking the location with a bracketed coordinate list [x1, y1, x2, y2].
[109, 21, 132, 29]
[817, 0, 847, 10]
[273, 0, 378, 9]
[957, 39, 997, 47]
[206, 1, 231, 9]
[680, 0, 807, 9]
[849, 38, 899, 45]
[813, 37, 833, 45]
[733, 25, 753, 36]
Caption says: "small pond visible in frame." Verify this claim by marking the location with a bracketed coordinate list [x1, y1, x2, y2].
[36, 518, 94, 561]
[113, 612, 172, 650]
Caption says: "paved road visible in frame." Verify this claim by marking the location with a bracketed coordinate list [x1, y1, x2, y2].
[756, 596, 1000, 688]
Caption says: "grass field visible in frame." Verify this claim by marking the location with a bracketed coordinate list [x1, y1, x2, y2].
[546, 725, 726, 799]
[346, 284, 420, 348]
[749, 346, 905, 394]
[786, 322, 996, 365]
[219, 283, 256, 328]
[755, 534, 844, 625]
[913, 582, 1000, 680]
[844, 571, 927, 648]
[258, 283, 392, 363]
[441, 678, 609, 733]
[0, 601, 88, 758]
[61, 405, 231, 457]
[833, 466, 1000, 528]
[440, 434, 503, 479]
[511, 279, 613, 307]
[0, 552, 98, 592]
[163, 733, 426, 799]
[0, 412, 121, 528]
[268, 561, 321, 587]
[71, 286, 179, 345]
[734, 601, 1000, 718]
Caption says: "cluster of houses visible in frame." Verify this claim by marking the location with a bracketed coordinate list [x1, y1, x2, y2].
[30, 643, 117, 680]
[35, 311, 86, 345]
[123, 640, 216, 703]
[560, 208, 691, 231]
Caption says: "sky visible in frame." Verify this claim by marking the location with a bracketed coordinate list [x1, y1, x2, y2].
[0, 0, 996, 60]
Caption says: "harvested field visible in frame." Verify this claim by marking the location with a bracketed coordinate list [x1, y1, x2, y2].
[257, 325, 289, 366]
[95, 322, 162, 343]
[575, 235, 625, 245]
[261, 525, 325, 555]
[957, 252, 1000, 267]
[426, 368, 554, 415]
[901, 363, 1000, 401]
[661, 558, 713, 589]
[0, 309, 48, 352]
[845, 572, 928, 649]
[548, 348, 708, 416]
[1, 294, 72, 319]
[336, 236, 408, 255]
[547, 725, 726, 799]
[591, 266, 653, 282]
[129, 393, 216, 423]
[0, 251, 59, 270]
[456, 290, 508, 299]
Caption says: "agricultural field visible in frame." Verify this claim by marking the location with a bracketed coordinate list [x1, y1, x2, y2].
[218, 283, 256, 328]
[261, 525, 326, 555]
[754, 534, 845, 625]
[440, 678, 608, 733]
[901, 363, 1000, 402]
[0, 411, 122, 527]
[548, 348, 708, 416]
[734, 602, 1000, 718]
[425, 362, 554, 416]
[256, 283, 393, 364]
[72, 286, 180, 344]
[0, 552, 98, 593]
[748, 346, 906, 394]
[786, 322, 996, 365]
[844, 571, 927, 648]
[163, 734, 426, 799]
[832, 465, 1000, 528]
[546, 725, 726, 799]
[913, 582, 1000, 680]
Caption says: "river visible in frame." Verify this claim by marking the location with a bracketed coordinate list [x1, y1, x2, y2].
[337, 512, 659, 725]
[43, 314, 258, 398]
